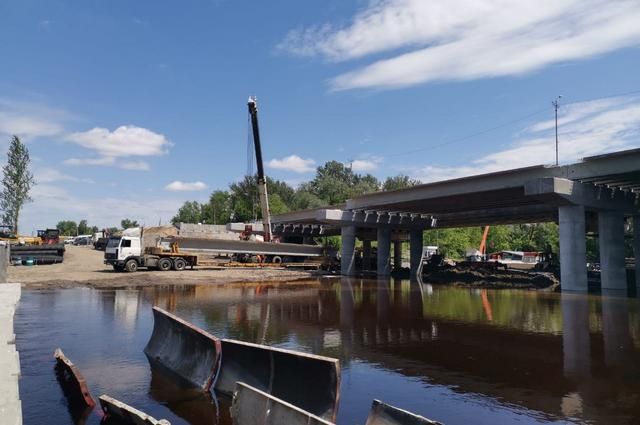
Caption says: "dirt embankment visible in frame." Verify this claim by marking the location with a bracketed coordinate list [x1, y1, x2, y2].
[9, 245, 318, 289]
[422, 265, 559, 290]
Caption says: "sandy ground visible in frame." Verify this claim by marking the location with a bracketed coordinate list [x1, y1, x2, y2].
[9, 245, 319, 289]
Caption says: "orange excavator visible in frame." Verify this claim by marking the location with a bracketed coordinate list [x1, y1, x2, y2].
[479, 226, 490, 260]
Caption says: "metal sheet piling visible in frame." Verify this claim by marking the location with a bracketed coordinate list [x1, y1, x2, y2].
[365, 400, 443, 425]
[231, 382, 335, 425]
[54, 348, 96, 409]
[215, 339, 340, 422]
[99, 394, 171, 425]
[144, 306, 221, 391]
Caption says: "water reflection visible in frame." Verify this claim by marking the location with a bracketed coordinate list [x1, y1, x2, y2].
[15, 279, 640, 425]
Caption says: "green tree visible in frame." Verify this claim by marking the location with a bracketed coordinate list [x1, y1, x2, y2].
[291, 190, 324, 211]
[121, 218, 139, 229]
[171, 201, 203, 225]
[202, 190, 233, 224]
[1, 136, 35, 234]
[382, 175, 420, 191]
[56, 220, 78, 236]
[77, 219, 89, 235]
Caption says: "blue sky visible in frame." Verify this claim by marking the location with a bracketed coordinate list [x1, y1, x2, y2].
[1, 0, 639, 233]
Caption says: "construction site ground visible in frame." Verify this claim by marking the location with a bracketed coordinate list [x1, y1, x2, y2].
[9, 245, 319, 289]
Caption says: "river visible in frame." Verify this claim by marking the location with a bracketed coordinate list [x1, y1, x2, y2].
[15, 278, 640, 424]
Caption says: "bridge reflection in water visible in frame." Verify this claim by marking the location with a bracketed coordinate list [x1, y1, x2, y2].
[136, 278, 640, 425]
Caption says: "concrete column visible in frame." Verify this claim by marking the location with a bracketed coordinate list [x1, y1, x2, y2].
[362, 240, 372, 271]
[559, 205, 588, 292]
[377, 227, 391, 277]
[341, 226, 357, 276]
[393, 241, 402, 270]
[409, 229, 423, 278]
[634, 215, 640, 291]
[598, 211, 626, 290]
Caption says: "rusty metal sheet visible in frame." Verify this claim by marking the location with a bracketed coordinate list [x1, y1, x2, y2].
[214, 339, 340, 422]
[365, 400, 443, 425]
[144, 306, 221, 390]
[99, 394, 171, 425]
[54, 348, 96, 409]
[231, 382, 334, 425]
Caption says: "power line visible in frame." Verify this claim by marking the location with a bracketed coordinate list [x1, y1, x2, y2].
[382, 88, 640, 159]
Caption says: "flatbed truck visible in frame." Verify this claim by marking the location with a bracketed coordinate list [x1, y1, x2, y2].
[104, 228, 198, 272]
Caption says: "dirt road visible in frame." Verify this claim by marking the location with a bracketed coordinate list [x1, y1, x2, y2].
[9, 245, 319, 288]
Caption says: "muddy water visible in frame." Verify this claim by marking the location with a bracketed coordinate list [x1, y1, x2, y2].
[15, 278, 640, 425]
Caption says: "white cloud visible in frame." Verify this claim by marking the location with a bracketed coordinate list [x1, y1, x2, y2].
[165, 181, 208, 192]
[63, 157, 150, 171]
[412, 95, 640, 182]
[279, 0, 640, 90]
[35, 167, 94, 184]
[350, 157, 382, 172]
[65, 125, 170, 157]
[267, 155, 316, 173]
[0, 98, 68, 139]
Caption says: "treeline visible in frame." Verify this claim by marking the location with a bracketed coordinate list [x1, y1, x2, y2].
[424, 224, 559, 259]
[56, 218, 140, 236]
[171, 161, 419, 225]
[171, 159, 562, 258]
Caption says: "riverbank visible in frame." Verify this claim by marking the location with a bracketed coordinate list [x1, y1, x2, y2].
[422, 266, 560, 290]
[9, 245, 320, 289]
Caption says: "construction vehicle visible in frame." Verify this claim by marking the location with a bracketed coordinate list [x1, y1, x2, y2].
[104, 227, 198, 272]
[37, 229, 60, 245]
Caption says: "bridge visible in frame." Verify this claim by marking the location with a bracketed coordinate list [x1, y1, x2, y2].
[272, 148, 640, 292]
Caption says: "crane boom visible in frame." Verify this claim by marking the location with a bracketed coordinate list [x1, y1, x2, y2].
[247, 97, 272, 242]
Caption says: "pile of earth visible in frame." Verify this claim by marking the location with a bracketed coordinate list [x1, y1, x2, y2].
[422, 265, 559, 290]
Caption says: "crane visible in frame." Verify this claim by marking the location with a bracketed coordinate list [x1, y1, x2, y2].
[247, 96, 272, 242]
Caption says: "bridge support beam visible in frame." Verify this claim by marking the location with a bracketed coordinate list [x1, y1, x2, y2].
[410, 229, 423, 279]
[393, 241, 402, 271]
[559, 205, 588, 292]
[598, 211, 626, 291]
[377, 227, 391, 277]
[362, 240, 372, 272]
[341, 226, 356, 276]
[634, 215, 640, 291]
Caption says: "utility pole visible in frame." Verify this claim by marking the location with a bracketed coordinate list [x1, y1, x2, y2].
[552, 95, 562, 166]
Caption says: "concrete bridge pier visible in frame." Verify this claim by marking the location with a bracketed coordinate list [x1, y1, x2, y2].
[559, 205, 588, 292]
[409, 229, 423, 279]
[341, 226, 357, 276]
[634, 215, 640, 290]
[598, 211, 626, 290]
[393, 241, 402, 271]
[377, 227, 391, 277]
[362, 240, 372, 272]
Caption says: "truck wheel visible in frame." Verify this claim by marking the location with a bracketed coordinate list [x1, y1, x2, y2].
[157, 258, 172, 271]
[125, 259, 138, 272]
[271, 256, 282, 264]
[173, 258, 186, 271]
